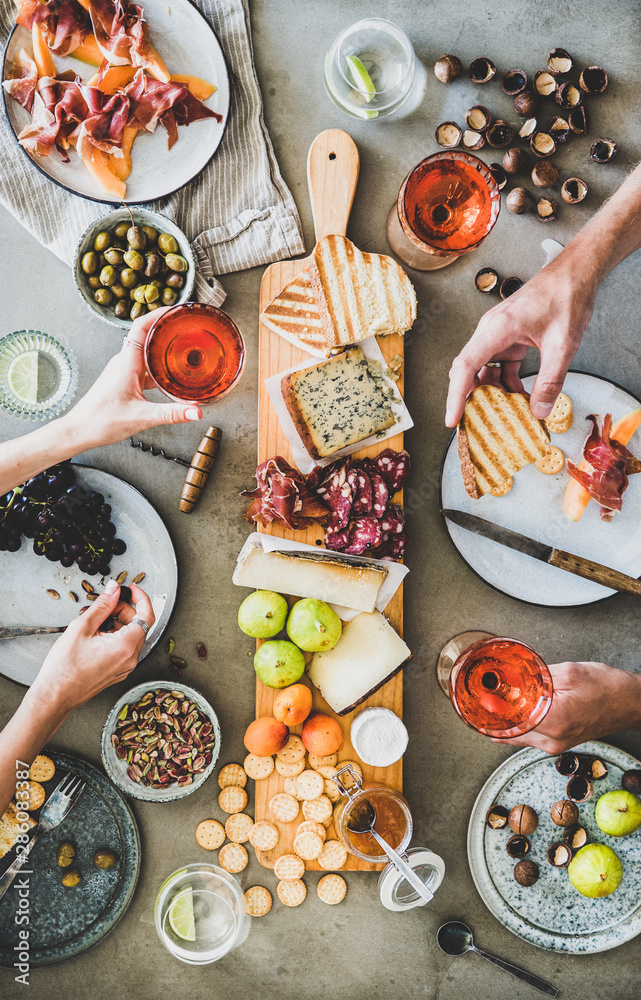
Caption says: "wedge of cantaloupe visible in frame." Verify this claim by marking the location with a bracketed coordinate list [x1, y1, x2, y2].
[69, 32, 102, 66]
[562, 409, 641, 521]
[86, 64, 137, 92]
[170, 74, 216, 101]
[32, 22, 56, 77]
[107, 125, 137, 181]
[78, 143, 126, 199]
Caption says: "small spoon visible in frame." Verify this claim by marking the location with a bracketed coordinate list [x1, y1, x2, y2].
[346, 799, 433, 903]
[437, 920, 558, 997]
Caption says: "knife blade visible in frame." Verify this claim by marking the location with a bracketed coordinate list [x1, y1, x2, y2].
[441, 509, 641, 598]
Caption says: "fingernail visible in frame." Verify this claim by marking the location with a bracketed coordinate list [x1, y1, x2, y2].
[532, 401, 554, 419]
[184, 408, 200, 421]
[104, 579, 119, 595]
[445, 408, 453, 426]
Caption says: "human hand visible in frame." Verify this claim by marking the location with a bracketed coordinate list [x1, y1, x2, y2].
[493, 661, 641, 755]
[28, 580, 155, 716]
[445, 261, 597, 427]
[60, 309, 202, 451]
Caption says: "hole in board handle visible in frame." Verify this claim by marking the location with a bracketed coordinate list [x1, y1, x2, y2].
[329, 152, 336, 160]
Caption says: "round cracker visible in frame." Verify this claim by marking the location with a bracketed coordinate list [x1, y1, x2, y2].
[218, 785, 248, 814]
[332, 760, 362, 789]
[302, 794, 333, 824]
[249, 821, 279, 852]
[245, 885, 272, 917]
[225, 813, 254, 844]
[29, 755, 55, 782]
[296, 820, 327, 843]
[535, 445, 565, 475]
[308, 752, 338, 771]
[24, 781, 45, 811]
[275, 756, 305, 777]
[296, 769, 324, 800]
[318, 839, 348, 871]
[277, 878, 306, 907]
[293, 830, 324, 861]
[269, 792, 300, 824]
[545, 392, 573, 433]
[317, 873, 347, 905]
[283, 776, 301, 798]
[218, 763, 247, 789]
[219, 842, 248, 873]
[276, 735, 306, 763]
[195, 819, 226, 850]
[244, 754, 274, 781]
[274, 853, 306, 881]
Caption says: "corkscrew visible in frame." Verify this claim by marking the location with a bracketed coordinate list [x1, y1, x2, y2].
[129, 426, 222, 513]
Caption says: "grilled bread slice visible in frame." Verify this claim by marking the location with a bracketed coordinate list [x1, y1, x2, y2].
[457, 385, 550, 499]
[261, 269, 331, 357]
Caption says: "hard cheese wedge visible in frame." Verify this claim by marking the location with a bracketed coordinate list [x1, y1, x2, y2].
[307, 611, 411, 715]
[233, 545, 388, 614]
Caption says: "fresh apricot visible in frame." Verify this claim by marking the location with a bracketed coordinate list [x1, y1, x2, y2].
[273, 684, 313, 727]
[301, 713, 344, 756]
[244, 717, 288, 756]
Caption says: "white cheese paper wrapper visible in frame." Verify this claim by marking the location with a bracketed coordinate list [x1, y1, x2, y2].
[235, 532, 408, 620]
[264, 337, 413, 474]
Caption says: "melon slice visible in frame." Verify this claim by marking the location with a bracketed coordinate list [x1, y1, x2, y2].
[170, 74, 216, 101]
[88, 65, 137, 93]
[79, 143, 127, 199]
[70, 32, 102, 66]
[32, 22, 56, 77]
[107, 125, 137, 181]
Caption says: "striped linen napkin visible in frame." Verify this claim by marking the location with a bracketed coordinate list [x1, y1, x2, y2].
[0, 0, 304, 305]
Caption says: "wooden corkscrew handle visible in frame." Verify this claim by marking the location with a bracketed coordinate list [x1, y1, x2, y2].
[179, 426, 222, 513]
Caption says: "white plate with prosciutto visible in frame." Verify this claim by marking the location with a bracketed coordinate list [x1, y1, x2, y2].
[440, 372, 641, 607]
[2, 0, 229, 203]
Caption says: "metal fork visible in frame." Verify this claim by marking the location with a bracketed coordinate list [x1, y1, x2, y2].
[0, 772, 86, 901]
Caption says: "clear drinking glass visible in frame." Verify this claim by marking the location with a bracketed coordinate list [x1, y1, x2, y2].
[0, 330, 78, 420]
[323, 18, 415, 120]
[154, 864, 250, 965]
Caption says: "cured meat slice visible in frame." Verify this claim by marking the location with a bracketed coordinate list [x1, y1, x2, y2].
[16, 0, 90, 56]
[351, 463, 373, 516]
[240, 456, 327, 530]
[125, 70, 221, 146]
[375, 449, 411, 493]
[343, 516, 383, 556]
[567, 414, 641, 519]
[88, 0, 152, 69]
[324, 525, 351, 551]
[2, 50, 38, 113]
[369, 471, 389, 519]
[320, 464, 353, 531]
[372, 531, 408, 562]
[379, 503, 405, 537]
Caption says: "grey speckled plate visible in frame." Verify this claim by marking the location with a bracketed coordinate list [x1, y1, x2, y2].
[468, 741, 641, 953]
[0, 750, 140, 968]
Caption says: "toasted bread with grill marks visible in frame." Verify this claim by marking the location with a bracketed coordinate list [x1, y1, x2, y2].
[261, 269, 330, 357]
[457, 385, 550, 499]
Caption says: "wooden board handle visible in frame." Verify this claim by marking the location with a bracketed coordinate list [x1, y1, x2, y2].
[549, 549, 641, 597]
[179, 426, 222, 513]
[307, 129, 359, 244]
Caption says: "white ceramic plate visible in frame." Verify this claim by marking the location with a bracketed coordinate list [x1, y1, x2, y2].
[2, 0, 229, 203]
[468, 741, 641, 954]
[0, 465, 177, 686]
[440, 372, 641, 606]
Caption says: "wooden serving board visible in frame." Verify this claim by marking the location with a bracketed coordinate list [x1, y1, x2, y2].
[255, 130, 405, 871]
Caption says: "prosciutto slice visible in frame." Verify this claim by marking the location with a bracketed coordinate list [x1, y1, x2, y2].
[19, 76, 88, 156]
[74, 85, 130, 157]
[125, 70, 221, 146]
[16, 0, 90, 56]
[2, 49, 38, 113]
[88, 0, 152, 69]
[241, 457, 328, 531]
[567, 414, 641, 519]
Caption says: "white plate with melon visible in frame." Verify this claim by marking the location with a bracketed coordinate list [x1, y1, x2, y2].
[2, 0, 229, 204]
[440, 372, 641, 607]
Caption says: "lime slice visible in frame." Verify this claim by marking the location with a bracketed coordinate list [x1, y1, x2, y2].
[168, 886, 196, 942]
[7, 351, 39, 404]
[346, 55, 376, 103]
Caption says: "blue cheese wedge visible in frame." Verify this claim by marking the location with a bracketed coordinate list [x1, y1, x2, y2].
[307, 611, 411, 715]
[281, 347, 396, 459]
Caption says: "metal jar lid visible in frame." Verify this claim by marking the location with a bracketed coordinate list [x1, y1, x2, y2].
[378, 848, 445, 912]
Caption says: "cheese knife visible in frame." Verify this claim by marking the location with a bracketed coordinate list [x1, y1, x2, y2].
[441, 509, 641, 597]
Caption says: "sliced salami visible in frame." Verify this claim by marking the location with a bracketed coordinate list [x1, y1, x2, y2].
[324, 525, 352, 551]
[320, 463, 353, 530]
[372, 531, 408, 561]
[379, 503, 405, 537]
[343, 516, 383, 555]
[351, 463, 374, 516]
[369, 471, 389, 519]
[375, 449, 411, 494]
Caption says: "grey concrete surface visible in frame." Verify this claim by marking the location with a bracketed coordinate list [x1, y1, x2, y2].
[2, 0, 641, 997]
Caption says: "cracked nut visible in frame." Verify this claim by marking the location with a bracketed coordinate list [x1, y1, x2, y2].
[547, 842, 572, 868]
[487, 120, 513, 148]
[506, 835, 531, 859]
[531, 160, 559, 187]
[579, 66, 608, 94]
[533, 70, 557, 96]
[561, 177, 588, 204]
[485, 803, 509, 827]
[500, 276, 523, 299]
[590, 138, 617, 163]
[489, 162, 508, 190]
[502, 69, 528, 96]
[551, 799, 579, 827]
[555, 81, 582, 109]
[568, 105, 588, 135]
[514, 859, 539, 886]
[555, 752, 581, 776]
[506, 187, 532, 214]
[563, 824, 588, 850]
[566, 774, 594, 803]
[550, 115, 571, 143]
[514, 89, 538, 117]
[531, 131, 557, 158]
[469, 56, 496, 84]
[622, 770, 641, 795]
[475, 268, 500, 294]
[434, 54, 462, 83]
[509, 804, 539, 836]
[518, 117, 537, 141]
[465, 105, 492, 131]
[435, 121, 462, 148]
[547, 47, 573, 76]
[536, 196, 558, 221]
[462, 128, 485, 150]
[582, 756, 608, 780]
[503, 147, 529, 174]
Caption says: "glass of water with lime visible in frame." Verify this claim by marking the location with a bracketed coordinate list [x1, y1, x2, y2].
[324, 18, 415, 120]
[0, 330, 78, 420]
[155, 864, 251, 964]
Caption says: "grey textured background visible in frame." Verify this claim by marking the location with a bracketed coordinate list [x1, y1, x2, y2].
[2, 1, 641, 997]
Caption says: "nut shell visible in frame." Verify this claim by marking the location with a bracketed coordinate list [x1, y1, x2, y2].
[531, 131, 557, 158]
[508, 804, 539, 836]
[518, 118, 537, 141]
[550, 115, 570, 143]
[434, 54, 462, 84]
[462, 129, 485, 151]
[563, 824, 588, 850]
[590, 138, 617, 163]
[555, 82, 582, 109]
[555, 752, 581, 776]
[622, 770, 641, 795]
[547, 842, 572, 868]
[514, 859, 539, 886]
[487, 120, 513, 148]
[568, 105, 588, 135]
[489, 163, 508, 190]
[536, 196, 558, 222]
[500, 276, 523, 299]
[506, 834, 531, 859]
[566, 774, 593, 803]
[531, 160, 559, 187]
[551, 799, 579, 827]
[561, 177, 588, 204]
[465, 105, 492, 132]
[579, 66, 608, 95]
[533, 70, 557, 96]
[503, 147, 529, 175]
[546, 48, 573, 76]
[485, 803, 509, 827]
[469, 56, 496, 84]
[435, 121, 463, 148]
[475, 268, 500, 294]
[506, 187, 531, 215]
[502, 69, 528, 96]
[514, 90, 539, 117]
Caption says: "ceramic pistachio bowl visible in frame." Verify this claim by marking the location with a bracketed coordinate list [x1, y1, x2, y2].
[101, 680, 220, 802]
[73, 207, 195, 330]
